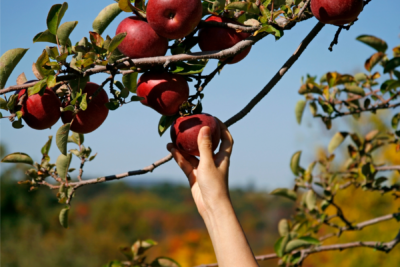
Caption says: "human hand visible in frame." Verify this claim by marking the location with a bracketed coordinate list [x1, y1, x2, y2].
[167, 119, 234, 218]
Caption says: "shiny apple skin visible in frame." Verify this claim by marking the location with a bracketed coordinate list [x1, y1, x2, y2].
[61, 82, 109, 134]
[146, 0, 203, 40]
[170, 113, 221, 157]
[311, 0, 363, 26]
[116, 16, 168, 59]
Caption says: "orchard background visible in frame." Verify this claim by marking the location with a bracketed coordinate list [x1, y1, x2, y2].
[1, 0, 400, 267]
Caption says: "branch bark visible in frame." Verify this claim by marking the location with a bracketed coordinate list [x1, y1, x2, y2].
[40, 22, 325, 191]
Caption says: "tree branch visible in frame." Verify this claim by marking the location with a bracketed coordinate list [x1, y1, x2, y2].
[225, 22, 325, 127]
[195, 229, 400, 267]
[37, 22, 324, 191]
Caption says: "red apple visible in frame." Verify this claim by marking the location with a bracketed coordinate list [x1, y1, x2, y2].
[198, 16, 252, 64]
[170, 113, 221, 157]
[146, 0, 203, 40]
[137, 71, 189, 116]
[61, 82, 109, 134]
[116, 16, 168, 59]
[311, 0, 363, 26]
[17, 85, 61, 130]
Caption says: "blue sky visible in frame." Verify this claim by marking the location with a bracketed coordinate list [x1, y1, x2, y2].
[1, 0, 399, 190]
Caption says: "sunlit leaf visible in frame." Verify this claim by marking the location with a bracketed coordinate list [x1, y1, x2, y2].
[57, 21, 78, 46]
[56, 123, 71, 155]
[328, 132, 348, 153]
[295, 99, 306, 124]
[270, 188, 297, 201]
[1, 152, 34, 165]
[151, 257, 180, 267]
[364, 52, 385, 72]
[356, 35, 388, 53]
[33, 30, 57, 44]
[0, 48, 29, 89]
[47, 2, 68, 35]
[305, 190, 316, 211]
[93, 3, 122, 35]
[108, 32, 127, 53]
[290, 151, 302, 175]
[41, 136, 53, 156]
[16, 72, 27, 85]
[278, 219, 289, 237]
[344, 84, 365, 96]
[59, 206, 69, 228]
[56, 153, 72, 180]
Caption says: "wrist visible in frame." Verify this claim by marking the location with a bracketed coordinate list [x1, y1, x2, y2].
[200, 197, 234, 224]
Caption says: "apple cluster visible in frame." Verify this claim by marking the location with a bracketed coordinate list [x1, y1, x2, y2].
[16, 0, 365, 157]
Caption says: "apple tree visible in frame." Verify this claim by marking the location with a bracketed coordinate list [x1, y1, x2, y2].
[0, 0, 399, 266]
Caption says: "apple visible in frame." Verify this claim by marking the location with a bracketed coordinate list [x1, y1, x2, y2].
[311, 0, 363, 26]
[170, 113, 221, 157]
[115, 16, 168, 59]
[136, 71, 189, 116]
[198, 16, 252, 64]
[17, 83, 61, 130]
[61, 82, 109, 134]
[146, 0, 203, 40]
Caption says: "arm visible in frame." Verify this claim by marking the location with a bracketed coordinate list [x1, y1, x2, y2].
[167, 120, 259, 267]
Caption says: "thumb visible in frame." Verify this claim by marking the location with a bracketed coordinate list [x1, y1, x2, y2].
[197, 126, 214, 166]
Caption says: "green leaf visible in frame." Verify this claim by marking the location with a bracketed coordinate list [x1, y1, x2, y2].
[305, 190, 317, 211]
[392, 113, 400, 130]
[36, 49, 54, 78]
[89, 153, 97, 161]
[122, 72, 138, 93]
[354, 72, 367, 82]
[151, 257, 181, 267]
[12, 119, 24, 129]
[41, 136, 53, 156]
[93, 3, 122, 35]
[68, 132, 84, 146]
[47, 74, 56, 88]
[7, 94, 18, 111]
[0, 97, 8, 110]
[256, 25, 283, 39]
[170, 60, 208, 75]
[105, 99, 120, 110]
[225, 2, 259, 15]
[108, 32, 127, 53]
[270, 188, 297, 201]
[80, 93, 88, 111]
[56, 153, 72, 180]
[0, 48, 29, 89]
[290, 151, 302, 175]
[158, 115, 178, 137]
[274, 235, 289, 257]
[56, 123, 71, 155]
[295, 100, 306, 125]
[383, 57, 400, 73]
[33, 30, 57, 44]
[321, 200, 330, 211]
[356, 35, 388, 53]
[278, 219, 289, 237]
[28, 80, 47, 96]
[328, 132, 348, 153]
[57, 21, 78, 46]
[1, 152, 34, 165]
[364, 52, 385, 72]
[298, 236, 320, 245]
[130, 95, 144, 101]
[285, 239, 313, 253]
[343, 84, 365, 96]
[59, 206, 69, 228]
[47, 2, 68, 35]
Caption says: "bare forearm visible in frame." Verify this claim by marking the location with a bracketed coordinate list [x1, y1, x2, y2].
[202, 200, 259, 267]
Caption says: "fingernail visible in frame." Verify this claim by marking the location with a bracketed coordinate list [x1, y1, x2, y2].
[200, 127, 210, 139]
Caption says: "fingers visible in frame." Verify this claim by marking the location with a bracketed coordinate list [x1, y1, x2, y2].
[167, 143, 195, 178]
[215, 119, 234, 163]
[197, 126, 215, 167]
